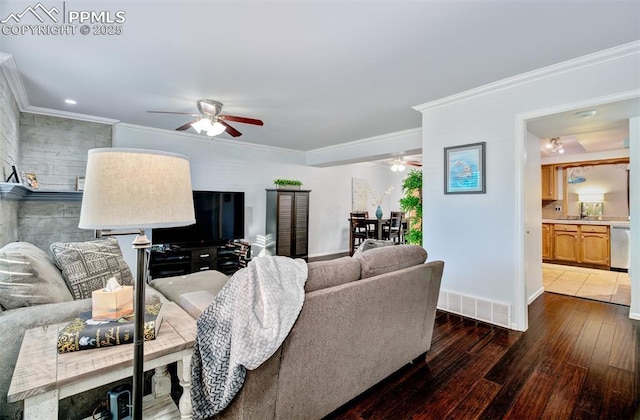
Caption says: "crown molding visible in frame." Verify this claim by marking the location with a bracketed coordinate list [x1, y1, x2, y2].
[25, 106, 119, 125]
[305, 127, 422, 166]
[414, 40, 640, 112]
[0, 52, 29, 110]
[308, 127, 422, 154]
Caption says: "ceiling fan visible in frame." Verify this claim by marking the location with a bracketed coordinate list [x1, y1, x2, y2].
[147, 99, 263, 138]
[390, 157, 422, 172]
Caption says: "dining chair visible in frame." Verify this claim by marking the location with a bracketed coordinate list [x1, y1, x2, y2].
[350, 212, 369, 255]
[383, 211, 403, 244]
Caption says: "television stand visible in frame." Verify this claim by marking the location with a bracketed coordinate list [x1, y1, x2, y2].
[149, 241, 251, 279]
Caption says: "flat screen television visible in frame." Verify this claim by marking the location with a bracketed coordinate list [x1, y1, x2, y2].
[152, 190, 245, 246]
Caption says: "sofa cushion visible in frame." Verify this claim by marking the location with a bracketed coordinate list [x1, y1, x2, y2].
[50, 237, 133, 300]
[305, 257, 361, 292]
[353, 245, 427, 279]
[149, 270, 229, 311]
[0, 242, 74, 309]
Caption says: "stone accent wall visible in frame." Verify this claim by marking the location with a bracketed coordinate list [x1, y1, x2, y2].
[0, 70, 20, 247]
[18, 114, 112, 253]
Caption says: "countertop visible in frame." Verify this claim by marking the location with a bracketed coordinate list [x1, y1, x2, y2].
[542, 219, 630, 227]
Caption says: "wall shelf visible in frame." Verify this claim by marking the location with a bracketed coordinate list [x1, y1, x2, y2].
[0, 182, 83, 202]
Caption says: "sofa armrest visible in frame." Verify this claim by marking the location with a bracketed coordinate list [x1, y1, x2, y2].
[419, 260, 444, 353]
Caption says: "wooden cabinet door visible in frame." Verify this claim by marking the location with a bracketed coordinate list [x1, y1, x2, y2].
[554, 231, 579, 262]
[293, 191, 309, 258]
[542, 223, 552, 260]
[276, 192, 294, 256]
[541, 165, 556, 200]
[581, 232, 610, 266]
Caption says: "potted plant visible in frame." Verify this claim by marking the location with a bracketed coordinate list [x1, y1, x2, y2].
[273, 179, 303, 190]
[399, 169, 422, 245]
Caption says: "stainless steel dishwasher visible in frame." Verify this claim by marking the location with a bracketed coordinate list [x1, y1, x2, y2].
[610, 225, 630, 271]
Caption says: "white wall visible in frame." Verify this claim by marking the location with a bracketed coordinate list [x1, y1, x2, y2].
[416, 44, 640, 330]
[630, 116, 639, 319]
[525, 132, 543, 303]
[113, 123, 405, 258]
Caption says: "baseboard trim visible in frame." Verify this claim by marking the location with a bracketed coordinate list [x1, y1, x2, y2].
[437, 289, 512, 329]
[629, 312, 640, 321]
[528, 287, 545, 305]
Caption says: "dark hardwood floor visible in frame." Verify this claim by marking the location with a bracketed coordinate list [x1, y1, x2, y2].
[326, 293, 639, 419]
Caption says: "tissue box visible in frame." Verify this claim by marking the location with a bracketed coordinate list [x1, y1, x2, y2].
[92, 285, 134, 321]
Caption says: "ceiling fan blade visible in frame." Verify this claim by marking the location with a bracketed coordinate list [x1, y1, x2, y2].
[220, 115, 264, 126]
[406, 161, 422, 167]
[147, 111, 200, 116]
[220, 121, 242, 137]
[176, 119, 199, 131]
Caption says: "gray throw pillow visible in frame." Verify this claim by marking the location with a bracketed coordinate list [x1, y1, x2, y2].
[354, 239, 395, 254]
[354, 245, 428, 279]
[0, 242, 74, 309]
[305, 257, 361, 292]
[50, 237, 134, 300]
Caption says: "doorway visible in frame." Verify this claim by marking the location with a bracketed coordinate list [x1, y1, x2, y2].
[520, 92, 639, 328]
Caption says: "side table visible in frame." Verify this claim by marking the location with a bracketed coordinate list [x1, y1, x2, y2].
[8, 301, 196, 419]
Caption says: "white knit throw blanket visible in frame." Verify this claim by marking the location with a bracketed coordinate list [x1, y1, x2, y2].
[191, 256, 308, 419]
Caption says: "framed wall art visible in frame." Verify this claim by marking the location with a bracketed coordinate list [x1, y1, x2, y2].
[444, 142, 486, 194]
[23, 172, 39, 189]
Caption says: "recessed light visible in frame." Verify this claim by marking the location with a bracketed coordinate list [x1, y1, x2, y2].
[64, 99, 77, 105]
[575, 109, 597, 119]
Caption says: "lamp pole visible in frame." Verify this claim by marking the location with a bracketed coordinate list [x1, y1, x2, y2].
[132, 229, 151, 420]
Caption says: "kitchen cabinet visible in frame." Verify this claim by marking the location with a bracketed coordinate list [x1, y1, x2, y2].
[580, 225, 610, 266]
[553, 224, 579, 263]
[542, 223, 552, 260]
[549, 223, 609, 267]
[541, 165, 557, 200]
[266, 189, 310, 260]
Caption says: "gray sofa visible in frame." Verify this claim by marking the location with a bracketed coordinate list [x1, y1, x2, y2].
[153, 244, 444, 419]
[0, 240, 169, 420]
[0, 241, 443, 420]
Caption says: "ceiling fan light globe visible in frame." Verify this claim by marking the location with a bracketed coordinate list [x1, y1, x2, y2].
[191, 118, 209, 134]
[207, 122, 226, 136]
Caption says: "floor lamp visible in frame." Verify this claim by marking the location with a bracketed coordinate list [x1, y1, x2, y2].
[79, 148, 195, 419]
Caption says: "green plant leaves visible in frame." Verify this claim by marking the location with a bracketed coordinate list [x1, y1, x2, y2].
[273, 179, 302, 186]
[400, 169, 422, 245]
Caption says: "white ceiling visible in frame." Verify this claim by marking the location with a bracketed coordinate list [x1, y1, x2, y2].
[1, 1, 639, 151]
[529, 98, 640, 157]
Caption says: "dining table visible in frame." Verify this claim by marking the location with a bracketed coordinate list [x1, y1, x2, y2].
[348, 217, 410, 253]
[349, 217, 389, 239]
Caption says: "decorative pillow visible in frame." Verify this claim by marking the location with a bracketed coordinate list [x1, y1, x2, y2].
[50, 237, 134, 300]
[305, 257, 361, 293]
[0, 242, 74, 309]
[354, 244, 427, 279]
[353, 239, 395, 254]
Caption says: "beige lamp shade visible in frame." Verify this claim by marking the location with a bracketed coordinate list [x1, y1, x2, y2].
[79, 148, 195, 230]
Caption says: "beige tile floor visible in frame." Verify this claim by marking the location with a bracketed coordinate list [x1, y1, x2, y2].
[543, 263, 631, 306]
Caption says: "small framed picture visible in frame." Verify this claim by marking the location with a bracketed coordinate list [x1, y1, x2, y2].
[76, 176, 85, 191]
[444, 142, 486, 194]
[23, 172, 39, 189]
